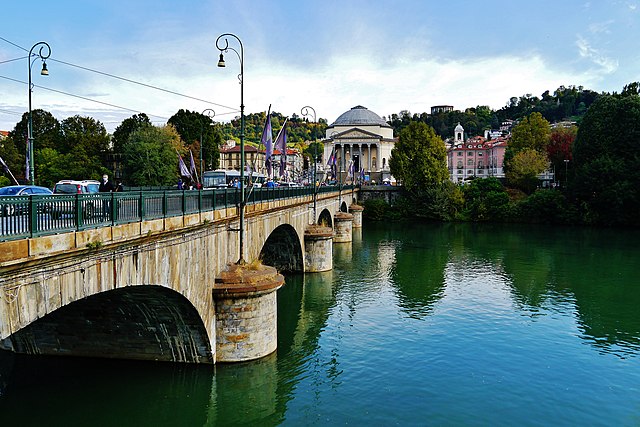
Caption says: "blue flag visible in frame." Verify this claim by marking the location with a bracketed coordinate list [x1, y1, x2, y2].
[261, 106, 273, 177]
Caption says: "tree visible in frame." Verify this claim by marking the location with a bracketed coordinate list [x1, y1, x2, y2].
[547, 126, 576, 185]
[8, 109, 61, 181]
[122, 125, 184, 186]
[509, 112, 551, 152]
[60, 115, 109, 156]
[505, 148, 549, 193]
[571, 94, 640, 226]
[168, 109, 221, 172]
[389, 121, 448, 191]
[463, 177, 511, 221]
[112, 113, 152, 154]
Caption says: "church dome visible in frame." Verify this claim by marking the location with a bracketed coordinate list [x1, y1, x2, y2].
[330, 105, 390, 127]
[455, 122, 464, 132]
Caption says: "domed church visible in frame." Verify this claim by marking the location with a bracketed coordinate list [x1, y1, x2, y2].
[322, 105, 397, 184]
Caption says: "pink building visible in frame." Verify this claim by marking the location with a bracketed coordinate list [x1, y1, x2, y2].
[447, 123, 509, 183]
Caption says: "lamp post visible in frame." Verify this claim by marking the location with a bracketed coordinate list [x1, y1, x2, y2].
[301, 106, 317, 223]
[216, 33, 245, 264]
[27, 41, 51, 185]
[201, 108, 216, 181]
[564, 159, 569, 188]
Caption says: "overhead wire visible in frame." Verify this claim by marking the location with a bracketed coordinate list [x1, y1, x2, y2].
[0, 36, 241, 121]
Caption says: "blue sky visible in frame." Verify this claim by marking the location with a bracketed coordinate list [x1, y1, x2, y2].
[1, 0, 638, 133]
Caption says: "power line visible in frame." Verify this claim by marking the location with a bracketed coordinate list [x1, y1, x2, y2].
[49, 58, 239, 113]
[0, 56, 27, 65]
[0, 74, 169, 120]
[0, 36, 240, 113]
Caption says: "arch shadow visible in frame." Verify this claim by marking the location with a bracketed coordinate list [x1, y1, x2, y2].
[318, 208, 333, 228]
[260, 224, 304, 273]
[8, 286, 212, 363]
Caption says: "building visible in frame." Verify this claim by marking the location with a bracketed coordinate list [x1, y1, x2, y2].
[219, 140, 265, 173]
[323, 105, 397, 183]
[219, 140, 303, 181]
[447, 123, 509, 183]
[431, 105, 454, 115]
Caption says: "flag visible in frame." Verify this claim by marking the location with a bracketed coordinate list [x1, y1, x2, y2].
[178, 153, 191, 178]
[25, 135, 30, 182]
[274, 119, 288, 177]
[348, 160, 354, 178]
[189, 150, 198, 182]
[261, 105, 273, 177]
[360, 167, 365, 183]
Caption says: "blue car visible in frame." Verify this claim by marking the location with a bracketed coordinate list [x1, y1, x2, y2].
[0, 185, 53, 216]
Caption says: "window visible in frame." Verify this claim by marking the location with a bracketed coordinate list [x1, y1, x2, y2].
[467, 159, 474, 166]
[457, 170, 462, 174]
[478, 152, 483, 156]
[457, 152, 463, 156]
[478, 170, 484, 174]
[468, 152, 474, 156]
[457, 161, 463, 168]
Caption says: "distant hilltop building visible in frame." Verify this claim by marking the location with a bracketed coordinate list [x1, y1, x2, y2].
[431, 105, 454, 115]
[323, 105, 397, 184]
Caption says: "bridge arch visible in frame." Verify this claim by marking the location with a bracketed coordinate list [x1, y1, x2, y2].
[318, 208, 333, 228]
[260, 224, 304, 273]
[6, 285, 212, 363]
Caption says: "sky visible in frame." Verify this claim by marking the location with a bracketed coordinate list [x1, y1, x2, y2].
[1, 0, 638, 134]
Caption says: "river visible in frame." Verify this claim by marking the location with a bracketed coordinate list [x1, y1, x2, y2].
[1, 222, 639, 426]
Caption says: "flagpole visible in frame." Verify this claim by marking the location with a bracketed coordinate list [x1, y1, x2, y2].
[301, 106, 317, 224]
[0, 156, 20, 185]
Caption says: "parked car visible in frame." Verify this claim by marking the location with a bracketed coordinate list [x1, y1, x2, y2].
[0, 185, 53, 216]
[51, 180, 101, 219]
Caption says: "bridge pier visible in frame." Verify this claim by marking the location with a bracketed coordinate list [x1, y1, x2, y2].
[348, 204, 364, 228]
[304, 225, 333, 272]
[333, 212, 354, 243]
[212, 263, 284, 363]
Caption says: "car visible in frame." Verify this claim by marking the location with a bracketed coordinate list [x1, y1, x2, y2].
[52, 180, 101, 219]
[53, 180, 100, 194]
[0, 185, 53, 216]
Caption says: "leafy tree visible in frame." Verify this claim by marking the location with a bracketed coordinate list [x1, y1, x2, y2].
[463, 177, 511, 221]
[168, 109, 221, 173]
[505, 148, 549, 193]
[8, 109, 61, 180]
[121, 125, 183, 186]
[112, 113, 152, 154]
[547, 126, 576, 185]
[571, 94, 640, 226]
[0, 136, 23, 183]
[509, 112, 551, 152]
[60, 115, 110, 157]
[389, 121, 448, 191]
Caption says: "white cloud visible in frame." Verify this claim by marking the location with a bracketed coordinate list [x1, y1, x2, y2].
[575, 35, 619, 74]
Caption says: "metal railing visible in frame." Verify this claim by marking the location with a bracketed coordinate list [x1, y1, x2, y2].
[0, 185, 351, 242]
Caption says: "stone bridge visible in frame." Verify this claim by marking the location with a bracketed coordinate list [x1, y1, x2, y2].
[0, 189, 362, 364]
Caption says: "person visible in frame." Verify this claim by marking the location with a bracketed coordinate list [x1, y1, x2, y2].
[115, 181, 124, 192]
[177, 178, 184, 190]
[99, 174, 115, 219]
[99, 174, 115, 193]
[265, 178, 276, 188]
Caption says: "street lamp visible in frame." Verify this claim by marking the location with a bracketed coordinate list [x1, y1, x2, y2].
[301, 106, 317, 224]
[201, 108, 216, 181]
[216, 33, 245, 264]
[27, 41, 51, 185]
[564, 159, 570, 188]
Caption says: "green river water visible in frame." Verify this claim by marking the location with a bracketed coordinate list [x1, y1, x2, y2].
[0, 222, 639, 426]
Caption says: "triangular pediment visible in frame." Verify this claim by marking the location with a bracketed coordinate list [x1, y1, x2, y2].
[332, 127, 382, 139]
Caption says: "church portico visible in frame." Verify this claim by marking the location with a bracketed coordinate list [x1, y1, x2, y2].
[323, 106, 396, 184]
